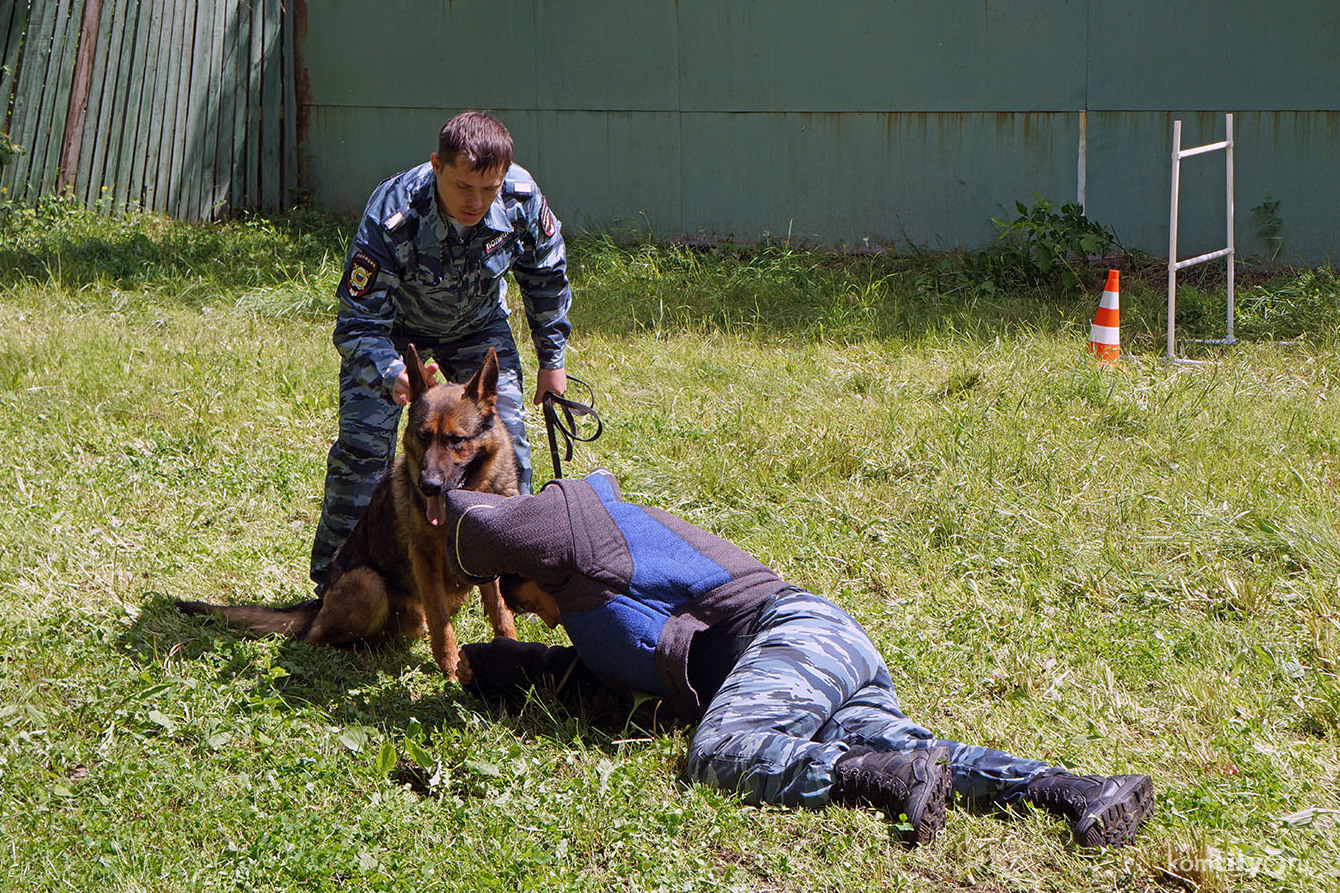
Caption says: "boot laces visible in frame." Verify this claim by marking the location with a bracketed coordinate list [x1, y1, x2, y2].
[1031, 774, 1098, 820]
[849, 765, 910, 803]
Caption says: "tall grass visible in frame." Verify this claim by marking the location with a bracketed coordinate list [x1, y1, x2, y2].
[1, 200, 1338, 892]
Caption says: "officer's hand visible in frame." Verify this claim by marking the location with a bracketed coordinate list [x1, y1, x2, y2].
[457, 651, 474, 686]
[393, 360, 441, 405]
[534, 367, 567, 405]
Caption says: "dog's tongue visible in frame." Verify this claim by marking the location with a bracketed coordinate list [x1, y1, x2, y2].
[427, 493, 446, 527]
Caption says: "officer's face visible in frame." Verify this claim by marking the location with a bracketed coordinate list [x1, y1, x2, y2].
[430, 153, 506, 226]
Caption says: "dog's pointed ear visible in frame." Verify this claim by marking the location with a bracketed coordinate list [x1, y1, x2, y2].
[464, 347, 500, 403]
[405, 343, 434, 401]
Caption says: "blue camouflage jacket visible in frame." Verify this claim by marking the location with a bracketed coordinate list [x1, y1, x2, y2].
[445, 470, 793, 720]
[333, 161, 572, 396]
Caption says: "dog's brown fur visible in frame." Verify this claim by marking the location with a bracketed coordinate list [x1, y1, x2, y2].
[180, 345, 519, 679]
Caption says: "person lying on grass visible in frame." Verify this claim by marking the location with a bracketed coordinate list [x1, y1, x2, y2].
[446, 469, 1153, 847]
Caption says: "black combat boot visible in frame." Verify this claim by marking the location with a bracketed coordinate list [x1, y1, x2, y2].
[831, 746, 953, 845]
[1024, 771, 1153, 847]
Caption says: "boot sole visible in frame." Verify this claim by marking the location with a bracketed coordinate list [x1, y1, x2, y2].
[902, 749, 953, 846]
[1075, 774, 1154, 847]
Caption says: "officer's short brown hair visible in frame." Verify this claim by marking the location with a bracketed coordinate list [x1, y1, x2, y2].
[438, 111, 513, 174]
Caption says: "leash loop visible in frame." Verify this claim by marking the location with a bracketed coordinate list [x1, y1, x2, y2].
[542, 375, 602, 480]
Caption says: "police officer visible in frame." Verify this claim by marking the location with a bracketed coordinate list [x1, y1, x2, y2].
[310, 111, 572, 588]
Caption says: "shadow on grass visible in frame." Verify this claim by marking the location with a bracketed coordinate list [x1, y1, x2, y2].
[5, 205, 1336, 348]
[0, 203, 1106, 345]
[119, 592, 426, 696]
[113, 598, 1123, 844]
[0, 203, 349, 296]
[567, 235, 1114, 347]
[118, 592, 668, 751]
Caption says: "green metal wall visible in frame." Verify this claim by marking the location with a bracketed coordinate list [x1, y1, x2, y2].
[299, 0, 1339, 262]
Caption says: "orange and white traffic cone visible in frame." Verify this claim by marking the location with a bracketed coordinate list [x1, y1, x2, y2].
[1088, 269, 1121, 364]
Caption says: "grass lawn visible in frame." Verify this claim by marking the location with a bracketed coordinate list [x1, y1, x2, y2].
[0, 200, 1337, 892]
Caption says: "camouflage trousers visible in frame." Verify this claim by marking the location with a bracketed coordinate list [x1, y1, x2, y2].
[309, 321, 532, 587]
[685, 589, 1054, 809]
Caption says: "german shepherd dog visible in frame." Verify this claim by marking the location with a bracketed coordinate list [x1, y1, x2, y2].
[180, 345, 519, 679]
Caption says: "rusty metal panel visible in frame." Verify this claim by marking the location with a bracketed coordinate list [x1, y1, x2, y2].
[533, 110, 682, 231]
[673, 111, 1077, 247]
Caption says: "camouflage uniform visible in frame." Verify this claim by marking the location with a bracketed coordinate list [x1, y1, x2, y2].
[684, 588, 1054, 809]
[310, 161, 571, 586]
[446, 471, 1057, 814]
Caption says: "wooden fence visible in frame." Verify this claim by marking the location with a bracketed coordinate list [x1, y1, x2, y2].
[0, 0, 295, 220]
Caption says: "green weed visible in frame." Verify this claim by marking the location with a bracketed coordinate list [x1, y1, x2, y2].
[991, 196, 1123, 290]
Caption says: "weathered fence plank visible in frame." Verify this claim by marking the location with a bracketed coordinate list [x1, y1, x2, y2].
[213, 0, 237, 216]
[259, 0, 279, 210]
[39, 0, 80, 195]
[230, 0, 250, 212]
[4, 0, 53, 196]
[282, 0, 295, 209]
[85, 0, 127, 207]
[0, 0, 298, 219]
[73, 0, 114, 204]
[56, 0, 101, 193]
[125, 0, 164, 211]
[101, 0, 141, 208]
[0, 2, 30, 102]
[110, 0, 151, 212]
[182, 0, 210, 221]
[244, 0, 261, 209]
[150, 0, 185, 213]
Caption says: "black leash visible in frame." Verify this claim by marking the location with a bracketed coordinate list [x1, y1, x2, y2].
[542, 375, 603, 480]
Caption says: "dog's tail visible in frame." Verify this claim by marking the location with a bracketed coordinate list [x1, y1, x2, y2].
[177, 598, 322, 638]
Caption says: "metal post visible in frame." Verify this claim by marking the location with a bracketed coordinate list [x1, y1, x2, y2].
[1166, 113, 1236, 362]
[1225, 113, 1236, 344]
[1077, 109, 1088, 210]
[1167, 120, 1182, 360]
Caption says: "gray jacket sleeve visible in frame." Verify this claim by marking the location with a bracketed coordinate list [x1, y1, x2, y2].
[331, 202, 408, 397]
[510, 186, 572, 370]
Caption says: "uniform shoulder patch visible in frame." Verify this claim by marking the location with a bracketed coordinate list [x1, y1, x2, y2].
[506, 179, 534, 196]
[346, 250, 379, 298]
[539, 199, 557, 237]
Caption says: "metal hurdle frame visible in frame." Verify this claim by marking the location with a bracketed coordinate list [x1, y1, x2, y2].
[1167, 113, 1235, 362]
